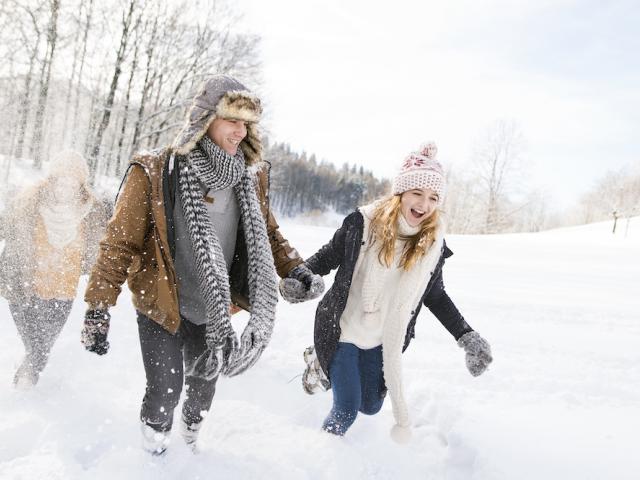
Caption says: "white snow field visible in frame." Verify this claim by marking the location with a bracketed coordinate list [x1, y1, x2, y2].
[1, 217, 638, 480]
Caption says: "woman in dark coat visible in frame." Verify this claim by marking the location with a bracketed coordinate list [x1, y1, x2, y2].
[281, 142, 493, 443]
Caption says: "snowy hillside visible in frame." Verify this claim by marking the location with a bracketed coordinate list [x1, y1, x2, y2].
[1, 217, 638, 480]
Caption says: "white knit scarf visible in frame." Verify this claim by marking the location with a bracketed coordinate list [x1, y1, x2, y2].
[39, 199, 91, 249]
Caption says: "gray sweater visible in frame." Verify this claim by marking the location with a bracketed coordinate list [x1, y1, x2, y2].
[173, 182, 240, 325]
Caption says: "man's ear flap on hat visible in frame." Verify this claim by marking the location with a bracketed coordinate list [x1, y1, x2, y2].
[240, 123, 262, 166]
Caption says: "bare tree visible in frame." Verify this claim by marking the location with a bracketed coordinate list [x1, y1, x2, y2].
[31, 0, 61, 168]
[0, 0, 263, 185]
[443, 170, 484, 234]
[569, 166, 640, 226]
[87, 0, 137, 180]
[130, 12, 160, 153]
[115, 14, 142, 174]
[8, 0, 46, 160]
[69, 0, 95, 148]
[129, 0, 261, 156]
[83, 67, 106, 158]
[473, 119, 525, 233]
[61, 0, 87, 145]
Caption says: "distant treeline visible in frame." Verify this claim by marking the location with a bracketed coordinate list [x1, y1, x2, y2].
[264, 141, 390, 217]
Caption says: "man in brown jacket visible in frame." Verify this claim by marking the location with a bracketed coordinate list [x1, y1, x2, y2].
[80, 75, 323, 454]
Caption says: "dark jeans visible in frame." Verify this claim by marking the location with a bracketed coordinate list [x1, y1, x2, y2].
[137, 312, 218, 432]
[10, 297, 74, 382]
[322, 342, 386, 436]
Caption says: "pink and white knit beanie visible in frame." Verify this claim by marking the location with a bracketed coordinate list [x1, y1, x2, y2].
[391, 142, 445, 204]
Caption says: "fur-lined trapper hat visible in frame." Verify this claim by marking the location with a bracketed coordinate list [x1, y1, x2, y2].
[172, 75, 263, 165]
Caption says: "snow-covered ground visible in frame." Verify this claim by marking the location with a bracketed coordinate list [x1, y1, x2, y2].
[1, 216, 638, 480]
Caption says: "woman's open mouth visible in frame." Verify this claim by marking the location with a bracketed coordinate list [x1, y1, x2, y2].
[410, 208, 425, 219]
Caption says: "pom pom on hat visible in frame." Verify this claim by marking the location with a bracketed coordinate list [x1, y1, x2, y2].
[418, 141, 438, 159]
[391, 141, 445, 203]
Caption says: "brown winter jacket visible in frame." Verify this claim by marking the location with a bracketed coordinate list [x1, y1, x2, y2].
[84, 149, 302, 334]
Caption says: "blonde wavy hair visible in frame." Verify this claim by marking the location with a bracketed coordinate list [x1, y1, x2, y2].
[368, 195, 439, 271]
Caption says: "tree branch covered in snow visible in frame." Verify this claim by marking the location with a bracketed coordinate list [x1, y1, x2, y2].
[0, 0, 261, 180]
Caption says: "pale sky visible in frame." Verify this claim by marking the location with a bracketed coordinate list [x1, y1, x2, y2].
[235, 0, 640, 209]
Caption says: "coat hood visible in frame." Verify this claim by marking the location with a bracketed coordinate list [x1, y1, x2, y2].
[47, 149, 90, 185]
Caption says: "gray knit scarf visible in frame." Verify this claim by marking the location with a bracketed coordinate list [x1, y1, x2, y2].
[179, 136, 278, 379]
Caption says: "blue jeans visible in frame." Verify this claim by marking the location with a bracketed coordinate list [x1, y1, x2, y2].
[322, 342, 386, 435]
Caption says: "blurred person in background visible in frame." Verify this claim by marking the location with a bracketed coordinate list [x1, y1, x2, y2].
[0, 150, 110, 389]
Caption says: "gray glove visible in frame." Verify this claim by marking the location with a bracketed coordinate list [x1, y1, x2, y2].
[224, 325, 266, 377]
[187, 333, 238, 381]
[81, 309, 111, 355]
[279, 263, 325, 304]
[457, 331, 492, 376]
